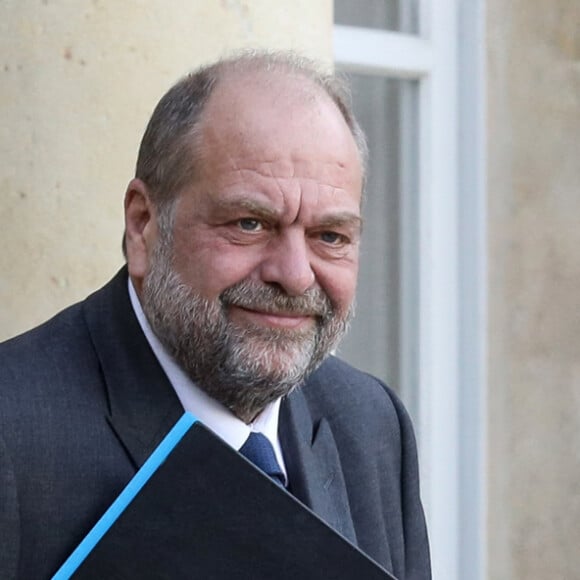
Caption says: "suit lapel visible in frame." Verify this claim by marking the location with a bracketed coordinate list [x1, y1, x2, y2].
[83, 268, 184, 469]
[279, 386, 357, 545]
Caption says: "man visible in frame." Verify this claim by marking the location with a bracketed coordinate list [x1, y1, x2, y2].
[0, 52, 430, 579]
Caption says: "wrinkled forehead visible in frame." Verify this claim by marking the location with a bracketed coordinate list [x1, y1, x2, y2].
[197, 71, 362, 178]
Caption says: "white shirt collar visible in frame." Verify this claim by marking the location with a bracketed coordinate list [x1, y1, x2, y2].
[127, 278, 286, 477]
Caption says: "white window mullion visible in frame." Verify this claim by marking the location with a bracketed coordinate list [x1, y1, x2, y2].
[333, 26, 432, 78]
[415, 1, 460, 578]
[457, 2, 487, 580]
[417, 76, 460, 580]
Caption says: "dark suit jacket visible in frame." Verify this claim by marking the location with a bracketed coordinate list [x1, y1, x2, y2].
[0, 269, 430, 579]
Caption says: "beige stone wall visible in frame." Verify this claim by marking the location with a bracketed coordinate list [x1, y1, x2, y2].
[0, 0, 332, 341]
[487, 0, 580, 578]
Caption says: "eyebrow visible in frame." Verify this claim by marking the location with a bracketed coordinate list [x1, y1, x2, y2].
[315, 212, 363, 233]
[213, 197, 363, 232]
[214, 197, 279, 221]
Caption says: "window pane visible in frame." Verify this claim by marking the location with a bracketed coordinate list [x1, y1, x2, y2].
[336, 74, 418, 399]
[334, 0, 419, 34]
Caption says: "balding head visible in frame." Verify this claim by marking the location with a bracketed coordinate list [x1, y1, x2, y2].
[134, 51, 367, 214]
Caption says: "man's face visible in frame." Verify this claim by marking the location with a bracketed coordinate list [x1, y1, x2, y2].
[134, 74, 363, 421]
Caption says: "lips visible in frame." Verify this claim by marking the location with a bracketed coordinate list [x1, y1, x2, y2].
[227, 305, 316, 330]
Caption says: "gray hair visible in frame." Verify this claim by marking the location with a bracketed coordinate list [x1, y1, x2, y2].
[135, 50, 367, 210]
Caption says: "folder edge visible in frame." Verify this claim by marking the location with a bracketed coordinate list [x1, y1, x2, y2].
[51, 412, 198, 580]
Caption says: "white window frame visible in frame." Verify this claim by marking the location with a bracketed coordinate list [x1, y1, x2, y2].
[334, 2, 486, 579]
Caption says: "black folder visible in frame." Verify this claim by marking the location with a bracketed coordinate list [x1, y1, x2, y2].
[53, 413, 395, 579]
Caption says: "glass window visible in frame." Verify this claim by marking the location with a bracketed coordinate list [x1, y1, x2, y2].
[336, 74, 418, 398]
[334, 0, 419, 34]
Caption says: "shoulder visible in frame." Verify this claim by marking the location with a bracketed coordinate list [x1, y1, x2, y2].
[304, 355, 407, 417]
[0, 269, 127, 380]
[0, 300, 98, 442]
[0, 299, 88, 381]
[0, 270, 127, 416]
[302, 355, 415, 442]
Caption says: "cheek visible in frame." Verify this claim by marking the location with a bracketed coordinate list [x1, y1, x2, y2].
[317, 263, 358, 313]
[173, 240, 263, 299]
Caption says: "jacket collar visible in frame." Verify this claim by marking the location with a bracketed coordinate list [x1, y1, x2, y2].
[279, 377, 357, 545]
[82, 267, 183, 469]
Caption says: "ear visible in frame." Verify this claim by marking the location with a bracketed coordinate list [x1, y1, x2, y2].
[124, 178, 159, 294]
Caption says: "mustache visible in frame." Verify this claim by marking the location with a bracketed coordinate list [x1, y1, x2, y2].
[220, 281, 333, 318]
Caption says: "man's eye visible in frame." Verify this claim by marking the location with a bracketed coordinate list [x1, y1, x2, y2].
[320, 231, 346, 245]
[238, 218, 263, 232]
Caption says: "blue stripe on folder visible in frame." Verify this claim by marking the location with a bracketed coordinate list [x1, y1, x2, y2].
[52, 412, 197, 580]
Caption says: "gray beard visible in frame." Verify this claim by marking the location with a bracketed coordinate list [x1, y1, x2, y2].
[141, 237, 352, 423]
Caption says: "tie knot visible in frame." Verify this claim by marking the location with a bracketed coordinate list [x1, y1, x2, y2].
[239, 432, 285, 487]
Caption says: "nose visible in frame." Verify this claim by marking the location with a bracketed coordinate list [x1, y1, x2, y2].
[259, 230, 316, 296]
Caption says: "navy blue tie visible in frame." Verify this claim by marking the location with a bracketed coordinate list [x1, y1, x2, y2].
[239, 432, 286, 487]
